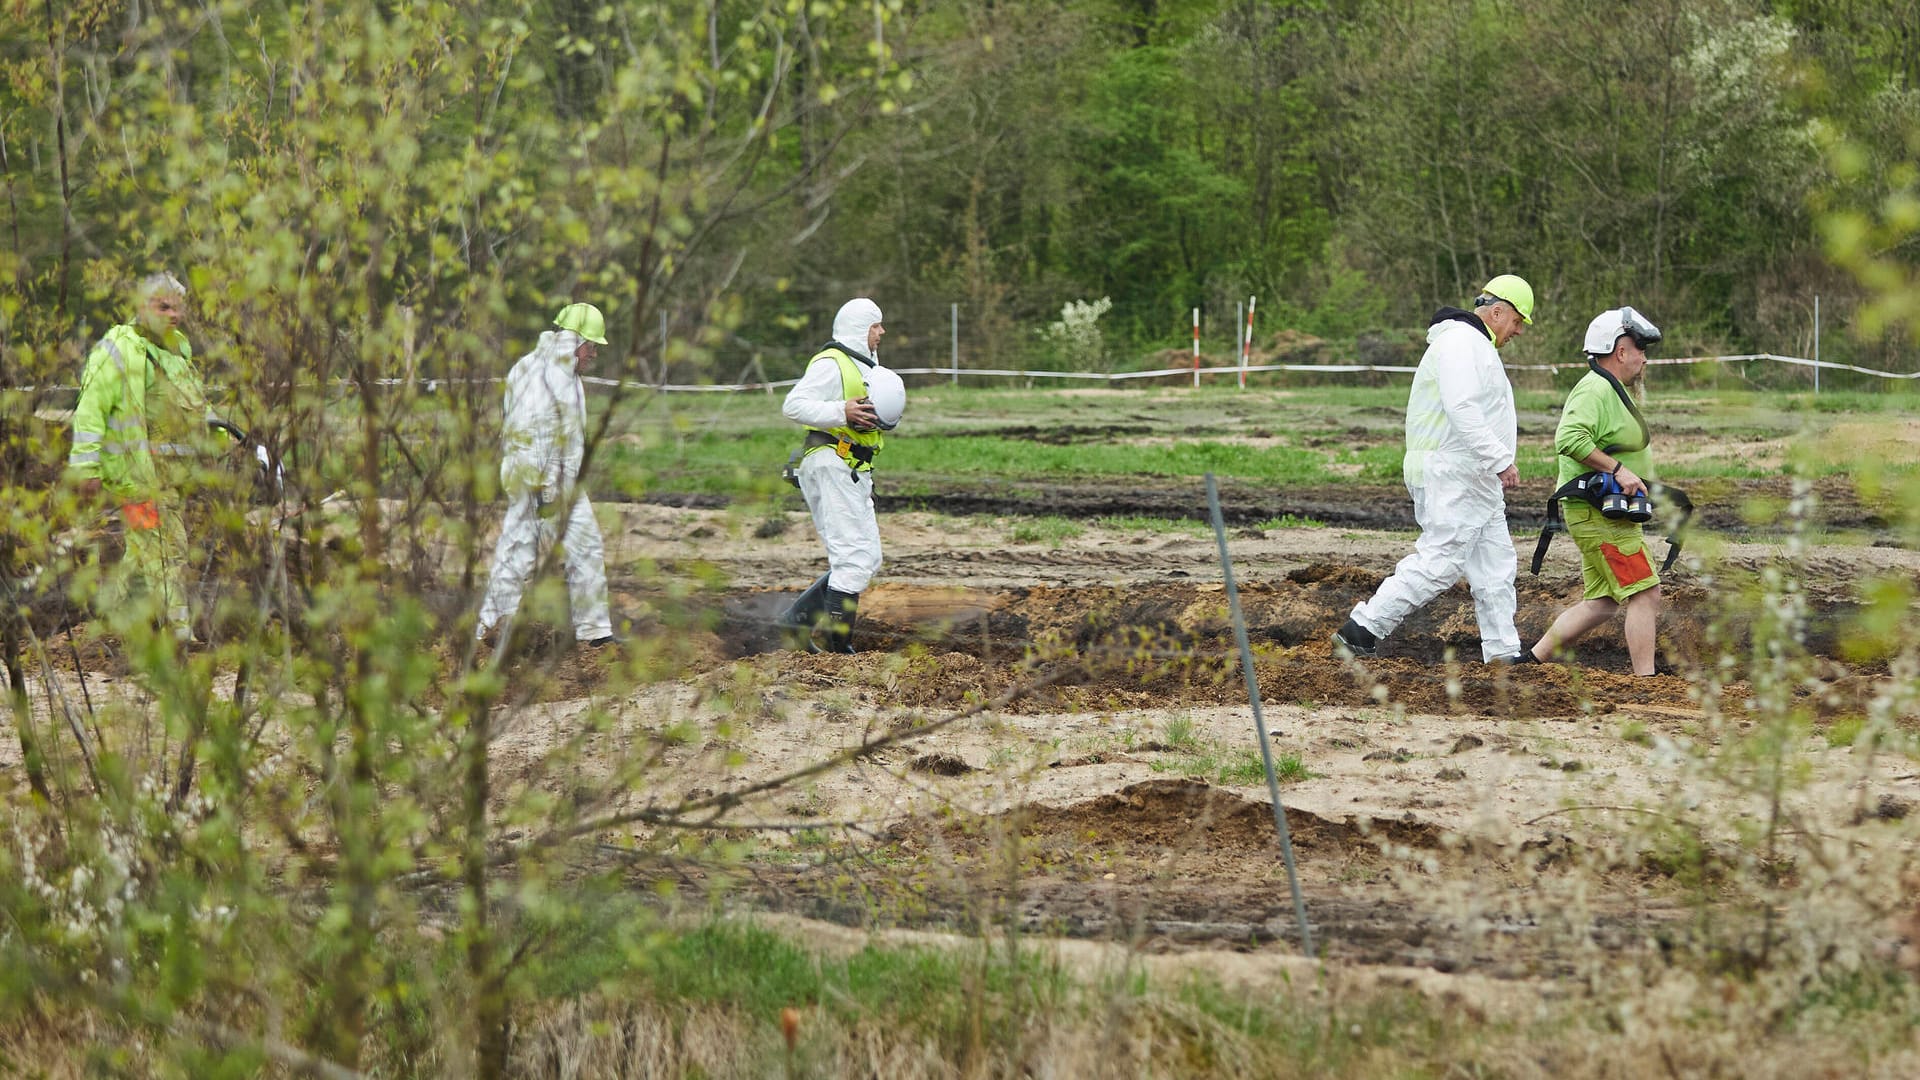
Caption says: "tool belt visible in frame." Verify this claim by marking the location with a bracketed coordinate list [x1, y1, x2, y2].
[1530, 473, 1693, 576]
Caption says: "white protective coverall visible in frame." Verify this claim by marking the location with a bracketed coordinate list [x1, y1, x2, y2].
[782, 300, 886, 594]
[1348, 311, 1521, 661]
[476, 328, 614, 641]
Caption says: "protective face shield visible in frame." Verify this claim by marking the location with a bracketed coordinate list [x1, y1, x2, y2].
[863, 365, 906, 431]
[1584, 307, 1662, 356]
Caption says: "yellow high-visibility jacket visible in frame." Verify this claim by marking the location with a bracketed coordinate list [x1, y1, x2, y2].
[67, 324, 216, 500]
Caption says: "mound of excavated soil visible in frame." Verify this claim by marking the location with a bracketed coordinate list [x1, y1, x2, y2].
[893, 778, 1444, 860]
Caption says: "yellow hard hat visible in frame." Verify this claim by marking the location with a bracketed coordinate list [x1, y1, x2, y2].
[554, 302, 608, 344]
[1479, 274, 1534, 324]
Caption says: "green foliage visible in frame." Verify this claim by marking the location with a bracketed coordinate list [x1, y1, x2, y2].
[0, 0, 915, 1074]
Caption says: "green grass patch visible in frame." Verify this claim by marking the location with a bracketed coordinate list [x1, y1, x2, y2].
[1009, 516, 1085, 546]
[1094, 514, 1209, 533]
[1162, 715, 1202, 752]
[544, 383, 1920, 509]
[1177, 973, 1456, 1071]
[1825, 715, 1865, 749]
[1151, 743, 1313, 785]
[1252, 513, 1326, 530]
[524, 899, 1067, 1041]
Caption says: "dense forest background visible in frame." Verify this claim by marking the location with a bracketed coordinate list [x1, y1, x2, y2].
[2, 0, 1917, 381]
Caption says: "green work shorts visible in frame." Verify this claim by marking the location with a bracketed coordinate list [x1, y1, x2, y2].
[1563, 502, 1660, 603]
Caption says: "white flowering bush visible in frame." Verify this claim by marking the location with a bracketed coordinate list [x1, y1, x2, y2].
[1039, 296, 1113, 371]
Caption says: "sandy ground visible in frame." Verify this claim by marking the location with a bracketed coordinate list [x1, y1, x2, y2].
[9, 496, 1918, 983]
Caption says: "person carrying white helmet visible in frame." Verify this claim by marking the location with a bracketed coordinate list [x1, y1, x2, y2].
[776, 297, 904, 653]
[1333, 275, 1533, 664]
[476, 302, 618, 648]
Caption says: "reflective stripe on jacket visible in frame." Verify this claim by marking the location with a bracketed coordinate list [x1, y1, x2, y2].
[68, 323, 214, 499]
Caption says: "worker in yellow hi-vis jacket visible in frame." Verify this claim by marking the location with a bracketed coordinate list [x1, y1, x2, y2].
[775, 298, 906, 653]
[67, 272, 219, 642]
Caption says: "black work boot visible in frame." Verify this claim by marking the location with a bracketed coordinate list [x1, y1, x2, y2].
[1331, 616, 1379, 658]
[822, 588, 860, 654]
[776, 573, 833, 650]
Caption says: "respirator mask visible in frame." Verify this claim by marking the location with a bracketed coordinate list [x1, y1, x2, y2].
[1599, 472, 1653, 523]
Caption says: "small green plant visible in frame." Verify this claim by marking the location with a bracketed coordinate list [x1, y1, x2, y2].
[1009, 516, 1085, 546]
[1269, 753, 1313, 783]
[1214, 750, 1269, 785]
[1620, 720, 1654, 746]
[1093, 514, 1210, 534]
[1163, 714, 1201, 751]
[1825, 715, 1865, 748]
[1253, 514, 1328, 530]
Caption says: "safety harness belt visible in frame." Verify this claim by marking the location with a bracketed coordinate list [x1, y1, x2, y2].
[803, 428, 877, 465]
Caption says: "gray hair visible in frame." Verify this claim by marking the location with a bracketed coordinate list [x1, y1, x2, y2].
[136, 271, 186, 304]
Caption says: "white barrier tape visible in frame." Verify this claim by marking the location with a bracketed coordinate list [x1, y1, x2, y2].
[11, 353, 1916, 396]
[1652, 352, 1920, 379]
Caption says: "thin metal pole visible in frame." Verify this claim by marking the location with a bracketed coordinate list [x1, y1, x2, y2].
[1204, 473, 1314, 957]
[1813, 295, 1820, 395]
[1235, 300, 1243, 382]
[1192, 307, 1200, 388]
[658, 310, 669, 387]
[1241, 296, 1256, 389]
[951, 302, 959, 386]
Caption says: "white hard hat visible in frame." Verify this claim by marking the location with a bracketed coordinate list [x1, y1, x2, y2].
[865, 365, 906, 431]
[1584, 306, 1662, 356]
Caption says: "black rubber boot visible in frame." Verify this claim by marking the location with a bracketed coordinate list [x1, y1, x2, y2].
[1331, 616, 1379, 657]
[777, 574, 832, 629]
[776, 573, 833, 652]
[823, 588, 859, 654]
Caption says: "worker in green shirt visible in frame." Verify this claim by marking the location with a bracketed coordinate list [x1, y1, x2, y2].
[1527, 307, 1665, 674]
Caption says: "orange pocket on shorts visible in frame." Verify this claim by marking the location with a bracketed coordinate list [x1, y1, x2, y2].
[121, 500, 161, 531]
[1600, 542, 1652, 587]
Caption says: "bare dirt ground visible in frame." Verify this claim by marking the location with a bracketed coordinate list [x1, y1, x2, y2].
[11, 488, 1918, 995]
[548, 493, 1920, 982]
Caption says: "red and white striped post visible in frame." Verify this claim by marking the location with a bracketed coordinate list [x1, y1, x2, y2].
[1192, 307, 1201, 387]
[1240, 296, 1256, 389]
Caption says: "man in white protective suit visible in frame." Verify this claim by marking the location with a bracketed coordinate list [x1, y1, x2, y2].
[476, 302, 619, 648]
[1332, 275, 1535, 665]
[775, 297, 906, 653]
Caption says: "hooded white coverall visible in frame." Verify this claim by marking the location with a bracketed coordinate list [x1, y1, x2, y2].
[782, 300, 886, 595]
[1348, 313, 1521, 661]
[477, 329, 614, 641]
